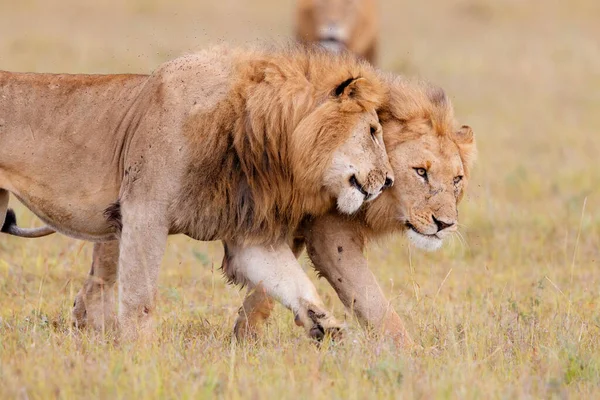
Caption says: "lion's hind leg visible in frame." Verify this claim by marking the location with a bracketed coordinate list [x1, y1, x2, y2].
[72, 241, 119, 332]
[233, 283, 275, 341]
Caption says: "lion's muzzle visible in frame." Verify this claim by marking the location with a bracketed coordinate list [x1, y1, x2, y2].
[357, 168, 392, 201]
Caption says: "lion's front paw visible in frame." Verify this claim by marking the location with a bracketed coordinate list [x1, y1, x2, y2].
[308, 323, 344, 342]
[297, 302, 345, 342]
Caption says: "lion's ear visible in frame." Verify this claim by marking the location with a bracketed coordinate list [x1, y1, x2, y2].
[455, 125, 474, 144]
[332, 77, 366, 99]
[455, 125, 477, 171]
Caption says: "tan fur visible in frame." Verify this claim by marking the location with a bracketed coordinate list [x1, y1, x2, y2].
[233, 74, 477, 346]
[0, 44, 394, 340]
[296, 0, 379, 64]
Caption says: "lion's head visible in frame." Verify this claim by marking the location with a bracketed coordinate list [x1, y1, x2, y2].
[295, 0, 377, 56]
[287, 73, 394, 215]
[364, 76, 477, 251]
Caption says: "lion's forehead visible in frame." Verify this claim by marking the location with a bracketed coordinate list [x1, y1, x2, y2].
[406, 135, 464, 174]
[437, 142, 465, 176]
[315, 0, 360, 18]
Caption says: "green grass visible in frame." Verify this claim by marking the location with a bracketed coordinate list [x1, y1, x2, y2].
[1, 0, 599, 398]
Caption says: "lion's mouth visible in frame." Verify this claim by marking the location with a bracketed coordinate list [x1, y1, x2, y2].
[319, 38, 346, 53]
[405, 221, 444, 252]
[405, 222, 440, 239]
[349, 175, 374, 201]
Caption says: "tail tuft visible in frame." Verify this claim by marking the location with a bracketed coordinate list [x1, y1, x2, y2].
[1, 208, 17, 233]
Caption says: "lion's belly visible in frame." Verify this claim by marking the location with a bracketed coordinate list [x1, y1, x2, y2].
[14, 191, 115, 241]
[7, 175, 120, 241]
[1, 133, 124, 241]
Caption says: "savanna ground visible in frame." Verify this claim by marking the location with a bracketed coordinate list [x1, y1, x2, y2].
[1, 0, 599, 398]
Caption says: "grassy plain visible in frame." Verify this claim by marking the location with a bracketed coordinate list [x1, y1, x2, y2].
[0, 0, 599, 398]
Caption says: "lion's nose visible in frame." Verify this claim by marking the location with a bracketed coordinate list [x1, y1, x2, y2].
[383, 176, 394, 190]
[432, 216, 454, 232]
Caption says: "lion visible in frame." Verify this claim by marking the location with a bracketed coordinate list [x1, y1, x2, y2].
[295, 0, 379, 64]
[0, 44, 395, 341]
[68, 73, 476, 346]
[231, 74, 477, 346]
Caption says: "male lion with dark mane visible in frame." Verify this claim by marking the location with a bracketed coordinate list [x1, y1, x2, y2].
[65, 72, 476, 346]
[231, 74, 476, 346]
[296, 0, 379, 64]
[0, 44, 394, 341]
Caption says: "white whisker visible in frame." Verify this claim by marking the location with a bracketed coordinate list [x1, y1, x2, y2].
[452, 232, 463, 249]
[455, 230, 469, 250]
[449, 233, 456, 248]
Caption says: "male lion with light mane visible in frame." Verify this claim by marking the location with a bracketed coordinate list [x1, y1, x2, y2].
[0, 44, 394, 341]
[64, 73, 476, 346]
[296, 0, 379, 64]
[230, 74, 476, 346]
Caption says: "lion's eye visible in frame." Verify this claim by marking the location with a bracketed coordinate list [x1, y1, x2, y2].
[414, 168, 428, 180]
[370, 125, 378, 139]
[453, 175, 463, 185]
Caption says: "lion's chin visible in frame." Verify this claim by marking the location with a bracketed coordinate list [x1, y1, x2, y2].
[319, 39, 345, 53]
[336, 186, 365, 214]
[336, 186, 381, 214]
[406, 229, 444, 252]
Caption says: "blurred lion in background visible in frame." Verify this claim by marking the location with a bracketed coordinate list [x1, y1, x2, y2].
[295, 0, 379, 64]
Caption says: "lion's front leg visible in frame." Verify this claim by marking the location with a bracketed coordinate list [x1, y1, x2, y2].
[224, 240, 343, 342]
[303, 213, 414, 348]
[232, 237, 306, 341]
[117, 201, 169, 342]
[72, 241, 119, 332]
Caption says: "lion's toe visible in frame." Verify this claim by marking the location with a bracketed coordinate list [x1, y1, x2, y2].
[308, 324, 325, 341]
[301, 306, 345, 342]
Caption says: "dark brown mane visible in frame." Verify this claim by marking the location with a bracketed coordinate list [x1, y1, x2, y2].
[169, 45, 386, 244]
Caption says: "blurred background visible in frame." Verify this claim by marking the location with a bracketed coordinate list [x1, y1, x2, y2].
[0, 0, 599, 397]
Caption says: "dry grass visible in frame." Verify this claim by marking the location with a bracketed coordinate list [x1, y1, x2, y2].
[1, 0, 599, 398]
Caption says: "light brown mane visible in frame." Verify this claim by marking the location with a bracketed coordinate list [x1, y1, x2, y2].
[379, 75, 476, 177]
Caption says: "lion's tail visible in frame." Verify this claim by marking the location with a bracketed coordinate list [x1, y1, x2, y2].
[1, 209, 56, 238]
